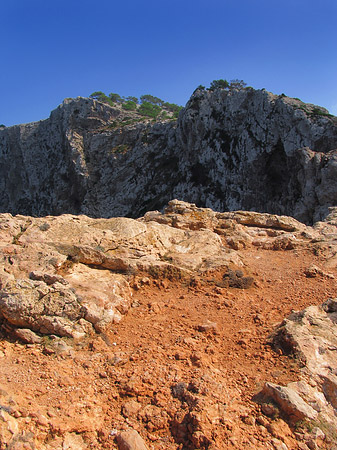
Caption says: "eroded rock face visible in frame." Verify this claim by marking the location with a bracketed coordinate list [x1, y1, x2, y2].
[1, 88, 336, 223]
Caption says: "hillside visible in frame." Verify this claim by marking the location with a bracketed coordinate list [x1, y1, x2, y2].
[0, 86, 336, 223]
[0, 201, 337, 449]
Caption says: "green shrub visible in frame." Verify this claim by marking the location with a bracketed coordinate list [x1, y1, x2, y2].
[209, 79, 229, 91]
[160, 111, 169, 120]
[229, 79, 247, 90]
[312, 107, 330, 116]
[108, 92, 122, 103]
[138, 102, 162, 118]
[196, 85, 206, 91]
[163, 102, 182, 113]
[89, 90, 182, 121]
[140, 94, 164, 106]
[126, 96, 138, 103]
[111, 144, 130, 154]
[122, 101, 137, 111]
[89, 91, 113, 106]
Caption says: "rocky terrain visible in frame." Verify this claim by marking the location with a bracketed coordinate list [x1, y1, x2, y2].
[0, 200, 336, 449]
[0, 87, 336, 223]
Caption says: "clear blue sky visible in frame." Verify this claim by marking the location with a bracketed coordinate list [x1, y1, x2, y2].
[1, 0, 337, 126]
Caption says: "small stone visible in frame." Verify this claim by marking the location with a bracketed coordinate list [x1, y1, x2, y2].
[197, 320, 217, 332]
[116, 429, 149, 450]
[148, 302, 160, 313]
[36, 413, 49, 426]
[261, 382, 317, 422]
[256, 415, 269, 427]
[122, 401, 142, 418]
[306, 440, 318, 450]
[13, 328, 42, 344]
[171, 382, 187, 398]
[304, 265, 321, 278]
[190, 351, 203, 366]
[262, 403, 278, 417]
[63, 432, 87, 450]
[271, 438, 288, 450]
[311, 426, 325, 441]
[241, 414, 255, 425]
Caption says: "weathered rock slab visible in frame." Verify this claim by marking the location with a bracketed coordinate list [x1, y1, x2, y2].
[262, 382, 317, 423]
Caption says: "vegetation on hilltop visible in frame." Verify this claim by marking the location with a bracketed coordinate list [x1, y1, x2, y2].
[89, 80, 335, 123]
[89, 91, 183, 120]
[193, 79, 248, 93]
[193, 79, 335, 119]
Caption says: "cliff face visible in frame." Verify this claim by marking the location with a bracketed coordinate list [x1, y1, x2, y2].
[1, 88, 336, 222]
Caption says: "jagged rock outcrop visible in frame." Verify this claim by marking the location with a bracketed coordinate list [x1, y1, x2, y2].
[258, 298, 337, 444]
[0, 88, 336, 223]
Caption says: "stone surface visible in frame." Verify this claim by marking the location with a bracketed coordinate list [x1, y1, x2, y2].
[116, 429, 149, 450]
[262, 382, 317, 422]
[273, 299, 337, 376]
[1, 88, 337, 224]
[13, 328, 42, 344]
[0, 279, 89, 338]
[260, 297, 337, 436]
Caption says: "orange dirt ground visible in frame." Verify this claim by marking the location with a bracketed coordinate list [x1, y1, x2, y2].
[0, 245, 336, 449]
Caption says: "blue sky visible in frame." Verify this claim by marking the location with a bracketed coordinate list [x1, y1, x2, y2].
[1, 0, 337, 126]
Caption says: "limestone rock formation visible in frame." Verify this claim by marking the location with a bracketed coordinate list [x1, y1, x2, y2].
[0, 88, 336, 223]
[258, 298, 337, 442]
[0, 200, 244, 339]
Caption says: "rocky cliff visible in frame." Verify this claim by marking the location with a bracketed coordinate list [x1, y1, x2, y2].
[1, 88, 337, 223]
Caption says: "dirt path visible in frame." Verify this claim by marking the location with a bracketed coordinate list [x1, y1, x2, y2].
[0, 245, 336, 449]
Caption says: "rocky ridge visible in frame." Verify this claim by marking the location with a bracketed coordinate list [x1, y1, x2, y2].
[0, 200, 336, 449]
[0, 88, 336, 223]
